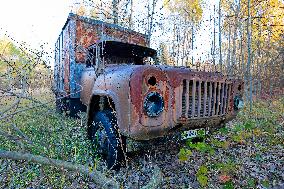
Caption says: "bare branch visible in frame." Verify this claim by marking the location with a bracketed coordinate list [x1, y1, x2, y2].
[0, 149, 119, 189]
[0, 98, 20, 115]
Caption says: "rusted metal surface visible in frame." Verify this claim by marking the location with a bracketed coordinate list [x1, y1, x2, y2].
[81, 64, 244, 140]
[54, 13, 149, 98]
[79, 60, 243, 141]
[74, 13, 148, 63]
[63, 23, 71, 93]
[54, 13, 244, 141]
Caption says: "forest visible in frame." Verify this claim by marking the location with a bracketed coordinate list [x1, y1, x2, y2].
[0, 0, 283, 188]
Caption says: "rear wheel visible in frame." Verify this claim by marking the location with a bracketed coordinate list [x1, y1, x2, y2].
[55, 97, 68, 113]
[88, 110, 125, 169]
[55, 96, 86, 118]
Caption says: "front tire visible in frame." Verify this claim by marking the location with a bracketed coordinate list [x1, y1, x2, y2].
[88, 110, 125, 169]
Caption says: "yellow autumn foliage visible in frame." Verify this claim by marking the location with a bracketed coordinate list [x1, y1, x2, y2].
[164, 0, 203, 23]
[221, 0, 284, 42]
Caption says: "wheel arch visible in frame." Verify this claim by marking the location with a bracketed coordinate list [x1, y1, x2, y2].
[87, 94, 117, 127]
[87, 88, 130, 138]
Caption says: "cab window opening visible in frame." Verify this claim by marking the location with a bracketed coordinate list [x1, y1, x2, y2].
[87, 41, 157, 66]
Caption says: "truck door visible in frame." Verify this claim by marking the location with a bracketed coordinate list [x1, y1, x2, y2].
[80, 45, 100, 105]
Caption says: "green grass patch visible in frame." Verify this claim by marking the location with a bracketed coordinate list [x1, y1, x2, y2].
[0, 93, 94, 188]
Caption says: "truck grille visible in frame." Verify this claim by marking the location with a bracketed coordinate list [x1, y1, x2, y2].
[181, 79, 232, 118]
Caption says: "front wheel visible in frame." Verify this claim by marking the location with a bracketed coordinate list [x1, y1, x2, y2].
[88, 110, 125, 169]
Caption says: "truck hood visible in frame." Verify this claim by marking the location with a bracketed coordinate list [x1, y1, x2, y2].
[102, 64, 144, 76]
[101, 64, 225, 87]
[101, 64, 208, 87]
[95, 63, 229, 111]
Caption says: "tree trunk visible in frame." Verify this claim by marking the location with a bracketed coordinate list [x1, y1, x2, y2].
[246, 0, 252, 111]
[227, 23, 231, 75]
[218, 0, 223, 72]
[129, 0, 134, 29]
[112, 0, 119, 24]
[191, 21, 194, 66]
[213, 5, 216, 67]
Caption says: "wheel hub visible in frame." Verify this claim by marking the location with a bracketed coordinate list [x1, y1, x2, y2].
[95, 126, 108, 155]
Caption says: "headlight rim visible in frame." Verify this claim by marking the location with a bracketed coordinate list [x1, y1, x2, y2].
[143, 91, 164, 117]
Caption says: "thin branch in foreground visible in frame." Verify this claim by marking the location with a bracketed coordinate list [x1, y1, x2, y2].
[0, 149, 163, 189]
[0, 130, 24, 146]
[0, 98, 20, 115]
[10, 123, 34, 145]
[0, 149, 119, 189]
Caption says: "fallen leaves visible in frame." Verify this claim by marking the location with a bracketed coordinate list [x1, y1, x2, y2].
[177, 98, 284, 188]
[0, 93, 283, 188]
[219, 174, 231, 183]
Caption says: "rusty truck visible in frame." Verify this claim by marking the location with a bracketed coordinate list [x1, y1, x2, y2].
[53, 13, 244, 169]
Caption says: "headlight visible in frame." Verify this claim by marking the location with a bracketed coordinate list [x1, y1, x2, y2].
[234, 95, 244, 110]
[143, 92, 164, 117]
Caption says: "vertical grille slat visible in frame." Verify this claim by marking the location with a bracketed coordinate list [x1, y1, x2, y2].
[185, 80, 189, 118]
[212, 82, 217, 116]
[181, 80, 186, 116]
[216, 82, 221, 115]
[226, 84, 232, 113]
[181, 79, 231, 119]
[223, 83, 228, 114]
[197, 81, 202, 117]
[208, 82, 213, 116]
[191, 80, 196, 117]
[203, 81, 207, 117]
[220, 83, 225, 115]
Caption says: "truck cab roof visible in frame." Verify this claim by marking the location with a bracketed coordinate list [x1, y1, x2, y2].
[88, 41, 157, 65]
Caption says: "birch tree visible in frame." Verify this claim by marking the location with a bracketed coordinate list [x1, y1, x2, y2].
[164, 0, 204, 66]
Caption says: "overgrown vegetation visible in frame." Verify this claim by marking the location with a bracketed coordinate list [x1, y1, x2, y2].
[0, 0, 283, 188]
[178, 97, 284, 188]
[0, 92, 99, 188]
[1, 91, 283, 188]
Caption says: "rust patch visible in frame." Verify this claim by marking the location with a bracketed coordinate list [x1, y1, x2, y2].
[165, 85, 170, 110]
[130, 66, 169, 115]
[74, 16, 148, 63]
[63, 24, 71, 92]
[129, 66, 144, 113]
[164, 67, 227, 88]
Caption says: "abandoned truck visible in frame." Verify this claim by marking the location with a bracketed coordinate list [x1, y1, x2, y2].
[53, 13, 244, 168]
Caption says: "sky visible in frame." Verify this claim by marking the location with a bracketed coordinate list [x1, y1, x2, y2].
[150, 0, 218, 64]
[0, 0, 217, 66]
[0, 0, 71, 59]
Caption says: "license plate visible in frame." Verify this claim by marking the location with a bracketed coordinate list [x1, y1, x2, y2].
[181, 128, 206, 140]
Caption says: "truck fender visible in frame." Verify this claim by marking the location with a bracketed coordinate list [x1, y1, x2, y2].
[87, 89, 124, 133]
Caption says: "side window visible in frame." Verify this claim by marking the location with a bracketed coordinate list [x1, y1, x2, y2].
[143, 57, 155, 65]
[86, 57, 92, 68]
[86, 47, 97, 67]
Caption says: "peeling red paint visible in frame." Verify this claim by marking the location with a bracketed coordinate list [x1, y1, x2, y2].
[74, 16, 148, 63]
[130, 66, 169, 115]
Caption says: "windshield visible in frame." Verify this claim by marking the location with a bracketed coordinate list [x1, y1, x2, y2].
[87, 41, 157, 66]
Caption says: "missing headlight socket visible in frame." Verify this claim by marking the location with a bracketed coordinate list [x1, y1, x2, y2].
[238, 84, 242, 91]
[148, 76, 157, 86]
